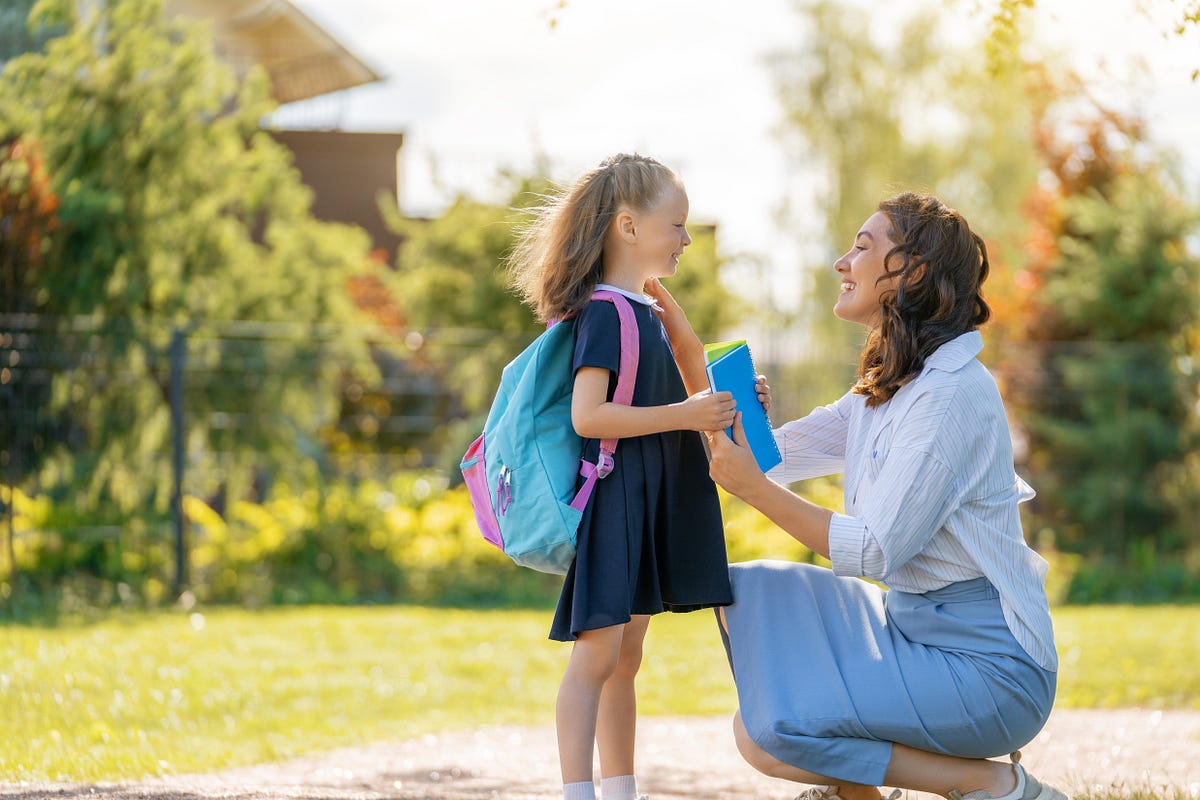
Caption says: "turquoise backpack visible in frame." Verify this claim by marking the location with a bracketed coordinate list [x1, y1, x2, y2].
[460, 290, 639, 574]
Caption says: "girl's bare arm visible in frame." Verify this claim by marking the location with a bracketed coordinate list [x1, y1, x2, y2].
[571, 367, 735, 440]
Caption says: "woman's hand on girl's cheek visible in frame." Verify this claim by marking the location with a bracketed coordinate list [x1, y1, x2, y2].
[645, 278, 684, 323]
[644, 277, 674, 307]
[646, 277, 702, 358]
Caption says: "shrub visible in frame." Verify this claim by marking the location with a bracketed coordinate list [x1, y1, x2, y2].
[5, 472, 1195, 618]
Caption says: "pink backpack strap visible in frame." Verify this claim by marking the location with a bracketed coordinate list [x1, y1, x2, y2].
[569, 290, 640, 512]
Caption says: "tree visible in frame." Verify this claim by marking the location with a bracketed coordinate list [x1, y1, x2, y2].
[0, 0, 377, 528]
[768, 0, 1040, 409]
[0, 0, 60, 63]
[1005, 105, 1200, 559]
[0, 136, 60, 576]
[980, 0, 1200, 79]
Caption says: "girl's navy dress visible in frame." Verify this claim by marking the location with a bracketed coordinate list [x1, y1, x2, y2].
[549, 293, 732, 641]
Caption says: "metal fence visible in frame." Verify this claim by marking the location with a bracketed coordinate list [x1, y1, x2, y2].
[0, 313, 471, 595]
[2, 313, 1197, 597]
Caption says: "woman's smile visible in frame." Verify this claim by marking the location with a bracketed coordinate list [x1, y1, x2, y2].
[833, 211, 894, 327]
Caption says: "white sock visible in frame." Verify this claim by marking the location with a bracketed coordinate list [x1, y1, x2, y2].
[600, 774, 638, 800]
[564, 780, 597, 800]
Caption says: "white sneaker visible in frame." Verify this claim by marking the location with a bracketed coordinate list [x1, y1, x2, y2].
[949, 752, 1069, 800]
[795, 787, 902, 800]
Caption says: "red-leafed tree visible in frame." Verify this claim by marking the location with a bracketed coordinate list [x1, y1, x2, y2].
[1, 136, 60, 576]
[1000, 87, 1200, 580]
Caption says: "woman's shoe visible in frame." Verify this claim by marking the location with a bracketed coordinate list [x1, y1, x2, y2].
[949, 753, 1069, 800]
[795, 788, 902, 800]
[795, 787, 842, 800]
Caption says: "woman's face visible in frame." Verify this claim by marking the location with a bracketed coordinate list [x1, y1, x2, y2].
[833, 211, 897, 328]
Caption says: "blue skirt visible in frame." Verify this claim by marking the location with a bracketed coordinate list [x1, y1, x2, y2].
[720, 561, 1056, 786]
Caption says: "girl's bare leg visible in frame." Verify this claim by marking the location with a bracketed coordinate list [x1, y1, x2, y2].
[557, 624, 626, 784]
[596, 614, 651, 778]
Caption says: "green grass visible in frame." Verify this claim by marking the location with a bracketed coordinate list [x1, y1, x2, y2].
[1, 604, 1198, 783]
[1051, 605, 1200, 708]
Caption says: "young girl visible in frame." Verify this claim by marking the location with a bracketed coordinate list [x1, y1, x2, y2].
[508, 153, 736, 800]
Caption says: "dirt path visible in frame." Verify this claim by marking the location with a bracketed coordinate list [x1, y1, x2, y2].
[2, 710, 1199, 800]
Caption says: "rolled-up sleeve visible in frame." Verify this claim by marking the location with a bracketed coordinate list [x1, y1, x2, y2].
[827, 513, 868, 578]
[827, 446, 959, 581]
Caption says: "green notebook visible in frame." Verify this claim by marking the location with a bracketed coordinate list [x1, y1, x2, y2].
[703, 339, 745, 363]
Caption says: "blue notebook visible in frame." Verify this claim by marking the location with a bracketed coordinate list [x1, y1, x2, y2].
[704, 340, 782, 473]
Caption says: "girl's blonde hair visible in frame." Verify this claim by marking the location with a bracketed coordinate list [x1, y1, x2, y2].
[508, 153, 680, 322]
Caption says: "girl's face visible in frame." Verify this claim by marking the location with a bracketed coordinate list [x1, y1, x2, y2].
[633, 182, 692, 279]
[833, 211, 897, 328]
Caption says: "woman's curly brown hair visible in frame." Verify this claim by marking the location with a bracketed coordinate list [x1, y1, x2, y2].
[852, 193, 991, 407]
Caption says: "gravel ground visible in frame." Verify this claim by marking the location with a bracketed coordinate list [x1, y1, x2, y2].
[3, 710, 1198, 800]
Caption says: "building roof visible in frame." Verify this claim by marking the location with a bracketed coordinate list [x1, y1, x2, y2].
[165, 0, 381, 104]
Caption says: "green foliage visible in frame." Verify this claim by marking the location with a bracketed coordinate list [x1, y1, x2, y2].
[769, 0, 1040, 402]
[982, 0, 1035, 74]
[0, 0, 379, 516]
[1, 603, 1198, 781]
[0, 138, 62, 501]
[2, 472, 835, 615]
[390, 191, 541, 416]
[7, 471, 1197, 618]
[1062, 552, 1200, 604]
[660, 221, 745, 341]
[0, 0, 59, 63]
[974, 0, 1200, 80]
[774, 1, 1200, 569]
[721, 475, 841, 566]
[1041, 173, 1198, 342]
[0, 474, 563, 614]
[1014, 147, 1200, 557]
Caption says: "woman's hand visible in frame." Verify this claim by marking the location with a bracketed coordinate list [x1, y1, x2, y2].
[645, 277, 708, 395]
[708, 413, 770, 500]
[645, 277, 700, 350]
[675, 389, 736, 432]
[755, 374, 772, 416]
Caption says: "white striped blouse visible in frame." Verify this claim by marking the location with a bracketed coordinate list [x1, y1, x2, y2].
[768, 330, 1058, 672]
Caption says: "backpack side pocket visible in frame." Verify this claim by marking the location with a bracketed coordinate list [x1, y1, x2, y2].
[460, 434, 503, 550]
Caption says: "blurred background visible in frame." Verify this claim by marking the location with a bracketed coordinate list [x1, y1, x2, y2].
[2, 0, 1198, 618]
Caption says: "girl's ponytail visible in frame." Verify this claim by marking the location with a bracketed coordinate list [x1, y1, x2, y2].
[509, 153, 678, 322]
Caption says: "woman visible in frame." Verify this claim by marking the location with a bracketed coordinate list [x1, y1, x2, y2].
[647, 193, 1068, 800]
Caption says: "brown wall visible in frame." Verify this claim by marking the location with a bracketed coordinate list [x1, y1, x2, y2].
[269, 129, 405, 262]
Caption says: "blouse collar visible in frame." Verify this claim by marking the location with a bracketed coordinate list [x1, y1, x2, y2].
[923, 330, 984, 374]
[594, 283, 663, 310]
